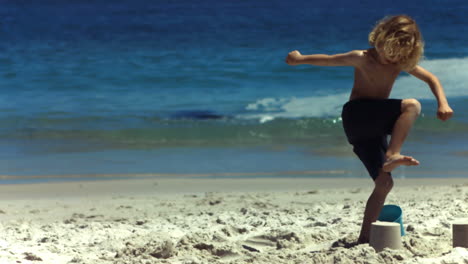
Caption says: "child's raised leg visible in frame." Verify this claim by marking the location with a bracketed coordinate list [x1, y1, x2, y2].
[358, 170, 393, 243]
[383, 98, 421, 172]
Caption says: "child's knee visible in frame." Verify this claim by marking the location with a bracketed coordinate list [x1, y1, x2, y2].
[402, 98, 421, 115]
[374, 171, 393, 194]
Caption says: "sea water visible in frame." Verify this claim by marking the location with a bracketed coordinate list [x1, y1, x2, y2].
[1, 0, 468, 181]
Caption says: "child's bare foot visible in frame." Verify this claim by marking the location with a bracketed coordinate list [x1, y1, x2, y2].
[383, 154, 419, 172]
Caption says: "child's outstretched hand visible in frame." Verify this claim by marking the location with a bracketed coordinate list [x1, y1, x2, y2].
[286, 50, 302, 65]
[437, 104, 454, 121]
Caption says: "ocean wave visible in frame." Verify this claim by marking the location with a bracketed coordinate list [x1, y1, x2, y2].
[1, 114, 467, 155]
[243, 94, 348, 121]
[0, 117, 345, 152]
[393, 57, 468, 99]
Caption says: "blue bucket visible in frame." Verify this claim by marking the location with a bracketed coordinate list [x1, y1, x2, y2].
[378, 204, 405, 236]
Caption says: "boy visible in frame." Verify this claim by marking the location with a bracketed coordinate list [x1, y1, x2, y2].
[285, 15, 453, 243]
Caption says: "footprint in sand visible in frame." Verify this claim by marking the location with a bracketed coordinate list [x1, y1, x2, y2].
[330, 235, 359, 249]
[242, 235, 280, 252]
[117, 205, 133, 210]
[245, 236, 276, 248]
[192, 243, 240, 260]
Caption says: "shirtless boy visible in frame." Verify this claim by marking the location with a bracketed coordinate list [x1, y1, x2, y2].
[285, 15, 454, 243]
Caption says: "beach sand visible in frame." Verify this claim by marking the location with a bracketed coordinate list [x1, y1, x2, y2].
[0, 177, 466, 264]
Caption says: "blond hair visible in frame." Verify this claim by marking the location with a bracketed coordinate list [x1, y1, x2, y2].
[368, 15, 424, 71]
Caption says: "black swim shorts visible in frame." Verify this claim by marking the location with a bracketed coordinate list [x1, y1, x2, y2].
[341, 98, 402, 180]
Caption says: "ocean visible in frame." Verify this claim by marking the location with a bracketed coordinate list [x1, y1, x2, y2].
[1, 0, 468, 182]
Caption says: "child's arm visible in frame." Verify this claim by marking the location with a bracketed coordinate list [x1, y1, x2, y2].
[408, 65, 454, 121]
[285, 50, 361, 67]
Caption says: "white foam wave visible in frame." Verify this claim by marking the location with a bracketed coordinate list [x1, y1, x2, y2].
[243, 57, 468, 122]
[393, 57, 468, 99]
[242, 93, 349, 122]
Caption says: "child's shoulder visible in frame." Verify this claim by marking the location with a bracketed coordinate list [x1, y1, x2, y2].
[348, 49, 368, 58]
[339, 50, 368, 66]
[350, 49, 386, 65]
[350, 49, 366, 55]
[339, 50, 367, 60]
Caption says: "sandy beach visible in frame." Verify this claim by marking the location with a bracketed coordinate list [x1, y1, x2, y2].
[0, 177, 466, 264]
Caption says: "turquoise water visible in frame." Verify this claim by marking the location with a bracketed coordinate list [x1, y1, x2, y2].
[1, 0, 468, 181]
